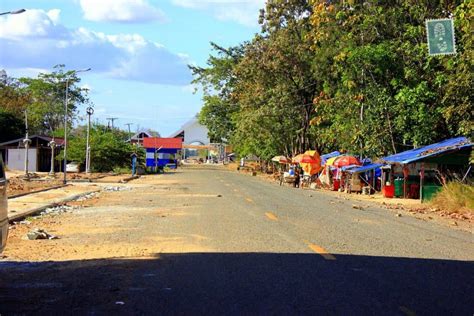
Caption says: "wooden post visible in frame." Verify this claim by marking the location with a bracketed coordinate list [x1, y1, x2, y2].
[420, 162, 424, 202]
[403, 165, 409, 199]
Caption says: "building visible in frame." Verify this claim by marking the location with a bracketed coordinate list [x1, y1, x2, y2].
[143, 137, 182, 169]
[0, 135, 64, 172]
[128, 130, 160, 146]
[169, 117, 210, 145]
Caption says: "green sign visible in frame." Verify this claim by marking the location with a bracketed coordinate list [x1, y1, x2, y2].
[426, 18, 456, 56]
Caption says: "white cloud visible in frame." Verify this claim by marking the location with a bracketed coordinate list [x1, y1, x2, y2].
[80, 0, 165, 23]
[0, 9, 191, 85]
[0, 9, 68, 39]
[172, 0, 265, 27]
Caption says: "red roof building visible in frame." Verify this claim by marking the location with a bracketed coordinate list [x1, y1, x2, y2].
[143, 137, 183, 149]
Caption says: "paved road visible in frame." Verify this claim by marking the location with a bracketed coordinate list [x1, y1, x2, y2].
[1, 166, 473, 315]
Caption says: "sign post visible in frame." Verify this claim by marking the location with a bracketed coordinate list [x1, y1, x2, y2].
[426, 18, 456, 56]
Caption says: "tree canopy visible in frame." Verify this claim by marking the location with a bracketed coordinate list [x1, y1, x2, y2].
[192, 0, 473, 160]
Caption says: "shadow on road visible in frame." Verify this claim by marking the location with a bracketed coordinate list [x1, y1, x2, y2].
[0, 253, 472, 315]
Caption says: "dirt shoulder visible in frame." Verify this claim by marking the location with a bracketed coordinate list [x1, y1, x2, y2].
[5, 171, 132, 197]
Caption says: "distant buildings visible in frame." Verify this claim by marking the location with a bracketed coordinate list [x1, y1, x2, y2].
[0, 135, 64, 172]
[128, 130, 160, 146]
[169, 117, 210, 145]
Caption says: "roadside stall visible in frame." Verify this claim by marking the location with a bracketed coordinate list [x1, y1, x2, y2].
[379, 137, 472, 201]
[345, 163, 384, 194]
[294, 150, 321, 187]
[271, 155, 293, 185]
[323, 155, 361, 191]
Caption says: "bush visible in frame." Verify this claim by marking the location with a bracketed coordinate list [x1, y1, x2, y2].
[61, 125, 141, 172]
[431, 182, 474, 214]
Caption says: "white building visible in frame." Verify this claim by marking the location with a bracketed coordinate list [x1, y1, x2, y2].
[169, 117, 210, 145]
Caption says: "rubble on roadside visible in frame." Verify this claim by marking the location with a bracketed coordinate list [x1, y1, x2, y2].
[26, 228, 60, 240]
[75, 192, 100, 201]
[103, 186, 133, 192]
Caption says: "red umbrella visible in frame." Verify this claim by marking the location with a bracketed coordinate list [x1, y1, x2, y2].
[293, 154, 319, 164]
[333, 155, 361, 168]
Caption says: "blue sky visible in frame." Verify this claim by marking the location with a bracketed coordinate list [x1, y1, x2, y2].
[0, 0, 263, 136]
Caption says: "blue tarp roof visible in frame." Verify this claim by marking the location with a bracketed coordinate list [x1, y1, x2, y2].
[321, 151, 341, 164]
[347, 163, 384, 174]
[381, 137, 472, 165]
[340, 164, 361, 172]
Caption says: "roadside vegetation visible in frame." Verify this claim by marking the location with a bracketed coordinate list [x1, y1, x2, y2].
[192, 0, 472, 160]
[0, 65, 145, 172]
[431, 181, 474, 214]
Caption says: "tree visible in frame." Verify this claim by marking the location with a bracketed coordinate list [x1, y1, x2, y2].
[190, 43, 245, 143]
[65, 124, 139, 172]
[195, 0, 472, 162]
[19, 64, 90, 135]
[0, 110, 25, 143]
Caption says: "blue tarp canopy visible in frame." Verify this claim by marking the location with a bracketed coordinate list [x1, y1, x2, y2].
[340, 164, 361, 172]
[347, 163, 384, 174]
[381, 137, 472, 165]
[321, 151, 341, 165]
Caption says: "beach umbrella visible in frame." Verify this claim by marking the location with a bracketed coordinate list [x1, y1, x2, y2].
[271, 155, 290, 164]
[299, 150, 322, 175]
[333, 155, 361, 168]
[292, 154, 319, 164]
[325, 156, 341, 166]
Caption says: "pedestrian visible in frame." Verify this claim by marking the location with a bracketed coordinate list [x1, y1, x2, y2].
[294, 166, 300, 188]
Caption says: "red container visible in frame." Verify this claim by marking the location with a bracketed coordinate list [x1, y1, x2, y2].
[382, 185, 394, 198]
[333, 179, 340, 191]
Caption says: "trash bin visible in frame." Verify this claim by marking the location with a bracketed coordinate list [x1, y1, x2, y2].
[382, 184, 394, 198]
[422, 185, 442, 202]
[394, 178, 404, 197]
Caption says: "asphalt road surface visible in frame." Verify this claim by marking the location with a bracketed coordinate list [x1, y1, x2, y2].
[1, 166, 473, 315]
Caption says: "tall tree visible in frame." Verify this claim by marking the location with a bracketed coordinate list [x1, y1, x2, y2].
[19, 64, 90, 135]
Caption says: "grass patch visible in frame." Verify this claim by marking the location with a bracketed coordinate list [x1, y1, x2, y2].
[431, 182, 474, 214]
[112, 167, 132, 174]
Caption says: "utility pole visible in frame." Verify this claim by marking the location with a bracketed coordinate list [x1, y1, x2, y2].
[63, 67, 91, 184]
[85, 107, 94, 174]
[106, 117, 118, 129]
[23, 110, 31, 178]
[125, 123, 133, 141]
[48, 139, 56, 176]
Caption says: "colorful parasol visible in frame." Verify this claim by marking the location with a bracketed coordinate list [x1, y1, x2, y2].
[271, 155, 290, 164]
[332, 155, 361, 168]
[294, 150, 322, 175]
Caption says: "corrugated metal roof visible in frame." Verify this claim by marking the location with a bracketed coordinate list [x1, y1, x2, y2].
[143, 137, 182, 149]
[381, 137, 472, 165]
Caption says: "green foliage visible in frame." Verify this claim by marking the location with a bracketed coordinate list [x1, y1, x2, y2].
[18, 65, 90, 135]
[64, 124, 139, 172]
[0, 110, 25, 143]
[194, 0, 472, 161]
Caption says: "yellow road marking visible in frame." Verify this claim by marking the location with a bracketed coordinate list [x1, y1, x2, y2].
[306, 242, 336, 260]
[245, 198, 254, 203]
[265, 212, 278, 221]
